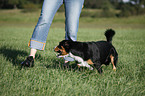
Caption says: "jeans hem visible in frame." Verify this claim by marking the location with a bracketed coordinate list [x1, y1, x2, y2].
[28, 40, 46, 50]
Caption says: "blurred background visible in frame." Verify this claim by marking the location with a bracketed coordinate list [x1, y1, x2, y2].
[0, 0, 145, 17]
[0, 0, 145, 29]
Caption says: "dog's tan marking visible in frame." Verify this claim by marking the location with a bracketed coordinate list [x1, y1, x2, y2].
[110, 55, 116, 71]
[54, 46, 68, 56]
[61, 46, 68, 55]
[54, 46, 60, 52]
[87, 59, 94, 65]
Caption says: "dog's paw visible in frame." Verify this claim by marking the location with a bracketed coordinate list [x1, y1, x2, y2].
[89, 67, 94, 70]
[77, 64, 82, 68]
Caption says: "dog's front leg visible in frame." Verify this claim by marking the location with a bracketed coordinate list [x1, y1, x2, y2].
[77, 61, 93, 70]
[76, 58, 86, 67]
[69, 52, 93, 70]
[84, 62, 93, 70]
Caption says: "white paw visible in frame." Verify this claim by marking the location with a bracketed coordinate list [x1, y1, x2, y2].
[89, 67, 94, 70]
[77, 64, 83, 68]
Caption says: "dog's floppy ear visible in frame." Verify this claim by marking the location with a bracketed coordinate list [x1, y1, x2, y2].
[64, 41, 70, 47]
[63, 40, 72, 52]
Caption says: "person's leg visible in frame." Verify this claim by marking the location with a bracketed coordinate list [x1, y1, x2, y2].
[21, 0, 63, 67]
[64, 0, 84, 62]
[28, 0, 63, 59]
[29, 48, 37, 58]
[29, 0, 63, 52]
[64, 0, 84, 41]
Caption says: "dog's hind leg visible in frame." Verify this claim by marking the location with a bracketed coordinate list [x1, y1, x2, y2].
[94, 61, 103, 74]
[110, 55, 117, 71]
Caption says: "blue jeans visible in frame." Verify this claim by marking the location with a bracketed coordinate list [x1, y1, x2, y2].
[28, 0, 84, 61]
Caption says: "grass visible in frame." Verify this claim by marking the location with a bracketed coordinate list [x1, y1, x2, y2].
[0, 9, 145, 96]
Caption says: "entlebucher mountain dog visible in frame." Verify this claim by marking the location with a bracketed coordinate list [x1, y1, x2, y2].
[54, 29, 118, 74]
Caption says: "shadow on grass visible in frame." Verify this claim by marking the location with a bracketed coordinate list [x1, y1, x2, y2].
[45, 59, 79, 71]
[0, 46, 78, 70]
[0, 46, 28, 66]
[44, 57, 95, 73]
[0, 46, 94, 73]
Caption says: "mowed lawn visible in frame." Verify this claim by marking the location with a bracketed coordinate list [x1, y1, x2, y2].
[0, 9, 145, 96]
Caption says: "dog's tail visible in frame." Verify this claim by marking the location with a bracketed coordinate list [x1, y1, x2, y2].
[105, 29, 115, 43]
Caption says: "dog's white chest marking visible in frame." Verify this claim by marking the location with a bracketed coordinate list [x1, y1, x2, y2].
[69, 52, 93, 70]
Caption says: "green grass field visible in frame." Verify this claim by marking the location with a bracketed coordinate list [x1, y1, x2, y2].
[0, 9, 145, 96]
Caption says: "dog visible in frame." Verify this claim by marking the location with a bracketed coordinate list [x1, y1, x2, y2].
[54, 29, 118, 74]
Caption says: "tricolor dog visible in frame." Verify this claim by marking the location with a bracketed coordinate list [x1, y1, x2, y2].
[54, 29, 118, 74]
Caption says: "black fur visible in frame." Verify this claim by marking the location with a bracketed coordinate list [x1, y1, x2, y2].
[56, 29, 118, 73]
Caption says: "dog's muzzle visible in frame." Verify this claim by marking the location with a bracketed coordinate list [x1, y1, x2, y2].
[54, 46, 68, 58]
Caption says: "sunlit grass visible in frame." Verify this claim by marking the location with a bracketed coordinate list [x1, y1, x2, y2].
[0, 9, 145, 96]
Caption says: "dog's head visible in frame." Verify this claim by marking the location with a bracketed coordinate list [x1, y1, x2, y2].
[54, 40, 72, 57]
